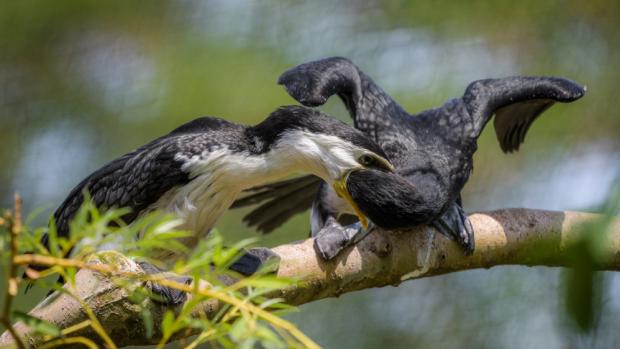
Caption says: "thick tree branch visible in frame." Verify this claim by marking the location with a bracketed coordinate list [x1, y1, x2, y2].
[1, 208, 618, 347]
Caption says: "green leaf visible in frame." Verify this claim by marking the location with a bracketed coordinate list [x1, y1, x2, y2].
[46, 218, 60, 257]
[240, 337, 257, 349]
[229, 317, 248, 341]
[135, 239, 189, 255]
[161, 310, 176, 339]
[259, 298, 286, 310]
[12, 311, 60, 337]
[24, 205, 53, 227]
[241, 277, 291, 290]
[141, 309, 154, 339]
[562, 230, 604, 333]
[152, 219, 185, 234]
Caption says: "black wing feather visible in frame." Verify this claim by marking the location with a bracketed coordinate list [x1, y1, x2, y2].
[242, 182, 319, 234]
[493, 99, 554, 152]
[48, 139, 190, 248]
[232, 176, 322, 234]
[462, 76, 585, 152]
[231, 175, 320, 208]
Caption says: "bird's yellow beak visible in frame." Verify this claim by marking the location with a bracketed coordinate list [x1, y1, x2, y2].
[332, 170, 369, 229]
[378, 157, 395, 173]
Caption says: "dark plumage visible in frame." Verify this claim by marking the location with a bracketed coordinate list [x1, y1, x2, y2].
[29, 105, 394, 301]
[346, 169, 442, 230]
[234, 57, 585, 260]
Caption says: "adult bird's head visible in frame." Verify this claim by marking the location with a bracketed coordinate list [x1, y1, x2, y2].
[248, 105, 394, 228]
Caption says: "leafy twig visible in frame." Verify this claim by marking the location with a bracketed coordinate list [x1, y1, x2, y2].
[0, 194, 26, 349]
[38, 336, 98, 349]
[12, 253, 318, 348]
[153, 278, 320, 349]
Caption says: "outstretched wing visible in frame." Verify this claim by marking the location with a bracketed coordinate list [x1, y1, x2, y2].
[27, 136, 191, 291]
[462, 76, 585, 152]
[25, 117, 243, 292]
[42, 137, 190, 256]
[231, 175, 322, 234]
[278, 57, 408, 141]
[43, 116, 240, 252]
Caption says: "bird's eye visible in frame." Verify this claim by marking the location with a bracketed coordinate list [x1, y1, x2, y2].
[358, 154, 376, 167]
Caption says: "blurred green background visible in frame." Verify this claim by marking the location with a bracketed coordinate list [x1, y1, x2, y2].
[1, 1, 619, 348]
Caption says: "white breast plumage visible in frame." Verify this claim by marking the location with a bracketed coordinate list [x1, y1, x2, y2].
[142, 149, 244, 260]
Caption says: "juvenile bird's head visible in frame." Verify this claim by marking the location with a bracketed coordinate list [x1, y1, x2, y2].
[344, 169, 445, 230]
[248, 105, 394, 227]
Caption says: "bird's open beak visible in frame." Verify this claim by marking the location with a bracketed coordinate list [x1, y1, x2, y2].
[332, 170, 369, 229]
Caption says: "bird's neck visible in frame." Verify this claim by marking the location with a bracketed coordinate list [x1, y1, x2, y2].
[238, 131, 334, 188]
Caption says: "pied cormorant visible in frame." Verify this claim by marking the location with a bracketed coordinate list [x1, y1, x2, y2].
[31, 104, 394, 302]
[233, 57, 585, 260]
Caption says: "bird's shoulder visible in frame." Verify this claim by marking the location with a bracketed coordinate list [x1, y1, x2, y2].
[168, 116, 242, 136]
[166, 116, 251, 155]
[405, 99, 478, 154]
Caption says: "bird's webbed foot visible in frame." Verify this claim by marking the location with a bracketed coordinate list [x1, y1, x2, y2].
[314, 218, 375, 260]
[229, 247, 281, 276]
[138, 261, 192, 306]
[432, 203, 475, 254]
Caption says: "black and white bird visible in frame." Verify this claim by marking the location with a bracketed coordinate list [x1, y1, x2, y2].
[31, 105, 394, 302]
[233, 57, 586, 260]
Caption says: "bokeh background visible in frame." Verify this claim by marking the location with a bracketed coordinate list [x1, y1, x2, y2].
[1, 1, 619, 348]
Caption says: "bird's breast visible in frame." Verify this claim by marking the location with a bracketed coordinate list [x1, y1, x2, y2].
[139, 148, 286, 261]
[142, 168, 240, 261]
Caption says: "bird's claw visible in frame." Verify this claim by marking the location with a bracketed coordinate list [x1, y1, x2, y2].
[457, 208, 475, 254]
[351, 222, 376, 245]
[314, 226, 350, 260]
[229, 247, 281, 276]
[314, 222, 375, 261]
[138, 261, 192, 306]
[432, 204, 475, 254]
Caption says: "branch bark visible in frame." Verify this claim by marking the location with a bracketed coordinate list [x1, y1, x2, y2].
[1, 208, 618, 347]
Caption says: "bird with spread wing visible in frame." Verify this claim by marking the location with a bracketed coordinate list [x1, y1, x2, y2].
[28, 105, 395, 303]
[233, 57, 585, 260]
